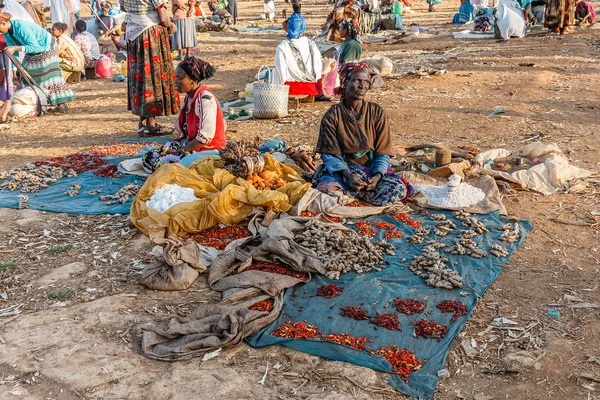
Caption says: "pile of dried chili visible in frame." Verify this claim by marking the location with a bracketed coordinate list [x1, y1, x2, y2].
[35, 154, 107, 174]
[340, 305, 370, 321]
[316, 284, 344, 299]
[391, 213, 423, 229]
[93, 164, 122, 179]
[370, 312, 401, 331]
[436, 300, 467, 323]
[87, 141, 155, 157]
[346, 200, 370, 207]
[384, 230, 404, 240]
[411, 318, 448, 340]
[271, 321, 320, 340]
[374, 222, 395, 230]
[324, 215, 342, 223]
[394, 298, 426, 315]
[300, 211, 316, 217]
[354, 222, 376, 237]
[185, 225, 251, 250]
[321, 333, 367, 351]
[249, 299, 275, 313]
[374, 346, 424, 379]
[244, 261, 309, 281]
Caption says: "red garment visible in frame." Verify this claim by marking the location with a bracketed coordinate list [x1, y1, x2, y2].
[285, 81, 319, 96]
[177, 85, 226, 150]
[576, 1, 596, 22]
[0, 35, 7, 51]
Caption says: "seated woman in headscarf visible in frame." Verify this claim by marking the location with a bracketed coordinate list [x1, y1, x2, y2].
[452, 0, 476, 24]
[311, 62, 413, 206]
[338, 19, 362, 65]
[274, 13, 322, 97]
[142, 58, 227, 173]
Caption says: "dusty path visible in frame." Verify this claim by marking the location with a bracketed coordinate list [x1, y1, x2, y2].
[0, 1, 599, 399]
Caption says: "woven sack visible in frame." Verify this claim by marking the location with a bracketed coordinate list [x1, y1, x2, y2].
[253, 65, 289, 119]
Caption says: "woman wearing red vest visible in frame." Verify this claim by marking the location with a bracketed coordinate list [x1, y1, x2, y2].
[142, 57, 226, 173]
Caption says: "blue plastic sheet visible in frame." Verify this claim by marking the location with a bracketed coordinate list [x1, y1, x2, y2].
[247, 211, 533, 399]
[0, 138, 166, 215]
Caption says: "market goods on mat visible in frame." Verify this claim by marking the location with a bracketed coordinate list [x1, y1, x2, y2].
[99, 184, 140, 205]
[426, 240, 447, 250]
[499, 222, 520, 243]
[321, 333, 368, 351]
[490, 243, 509, 257]
[411, 318, 448, 340]
[0, 163, 76, 193]
[65, 184, 81, 196]
[374, 221, 395, 230]
[93, 164, 122, 178]
[430, 213, 446, 221]
[145, 184, 200, 213]
[453, 209, 471, 219]
[249, 299, 275, 312]
[247, 170, 286, 190]
[433, 219, 456, 237]
[394, 298, 426, 315]
[242, 260, 309, 281]
[185, 225, 251, 250]
[409, 245, 464, 289]
[35, 154, 107, 174]
[391, 213, 423, 228]
[300, 211, 316, 217]
[413, 182, 485, 208]
[445, 239, 488, 258]
[271, 321, 320, 340]
[292, 219, 395, 279]
[345, 199, 371, 207]
[355, 221, 377, 237]
[370, 312, 401, 331]
[462, 216, 489, 235]
[384, 230, 404, 240]
[373, 346, 424, 378]
[316, 284, 344, 299]
[88, 141, 154, 157]
[459, 229, 478, 239]
[406, 235, 425, 244]
[436, 300, 467, 323]
[340, 305, 370, 320]
[219, 141, 263, 178]
[415, 227, 431, 236]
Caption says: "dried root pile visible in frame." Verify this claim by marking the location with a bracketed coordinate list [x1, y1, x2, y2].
[490, 243, 509, 257]
[0, 163, 77, 193]
[499, 223, 520, 243]
[434, 220, 456, 236]
[408, 245, 463, 289]
[445, 239, 488, 258]
[219, 141, 263, 178]
[65, 184, 81, 197]
[99, 184, 140, 205]
[462, 216, 488, 235]
[292, 220, 395, 280]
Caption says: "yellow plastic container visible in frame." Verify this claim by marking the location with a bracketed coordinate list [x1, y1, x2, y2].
[120, 60, 128, 77]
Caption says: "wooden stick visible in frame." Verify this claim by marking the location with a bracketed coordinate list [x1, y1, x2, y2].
[81, 0, 112, 33]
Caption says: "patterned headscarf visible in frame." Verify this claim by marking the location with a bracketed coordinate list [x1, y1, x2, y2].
[335, 61, 370, 98]
[286, 13, 306, 40]
[178, 57, 215, 82]
[339, 18, 358, 40]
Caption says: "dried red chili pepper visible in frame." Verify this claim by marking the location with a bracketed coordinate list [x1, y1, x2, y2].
[370, 312, 401, 331]
[87, 141, 155, 157]
[324, 215, 342, 223]
[374, 222, 395, 230]
[300, 211, 316, 217]
[355, 222, 372, 229]
[340, 305, 370, 321]
[244, 261, 309, 281]
[185, 226, 252, 250]
[316, 284, 344, 299]
[346, 200, 370, 207]
[384, 230, 404, 240]
[35, 154, 108, 174]
[436, 300, 467, 323]
[321, 333, 367, 351]
[93, 164, 122, 179]
[374, 346, 424, 379]
[411, 318, 448, 340]
[271, 321, 320, 340]
[391, 213, 423, 229]
[394, 298, 426, 315]
[249, 299, 275, 312]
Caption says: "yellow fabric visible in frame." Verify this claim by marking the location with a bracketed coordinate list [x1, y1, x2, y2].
[131, 155, 311, 237]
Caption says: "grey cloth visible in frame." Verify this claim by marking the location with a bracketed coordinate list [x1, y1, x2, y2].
[172, 18, 198, 50]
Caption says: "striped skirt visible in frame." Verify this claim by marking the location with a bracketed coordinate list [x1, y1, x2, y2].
[22, 44, 76, 106]
[172, 18, 198, 50]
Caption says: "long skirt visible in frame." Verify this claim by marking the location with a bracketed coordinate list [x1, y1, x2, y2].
[127, 25, 180, 118]
[311, 164, 414, 206]
[22, 45, 76, 106]
[227, 0, 238, 24]
[172, 18, 198, 50]
[544, 0, 574, 30]
[0, 53, 16, 102]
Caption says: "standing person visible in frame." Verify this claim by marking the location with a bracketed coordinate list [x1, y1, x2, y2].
[0, 34, 16, 102]
[73, 20, 100, 68]
[545, 0, 574, 33]
[43, 0, 72, 31]
[274, 12, 322, 96]
[0, 12, 76, 110]
[338, 19, 361, 65]
[172, 0, 198, 60]
[51, 22, 84, 80]
[70, 0, 80, 19]
[123, 0, 179, 136]
[575, 0, 596, 24]
[427, 0, 442, 12]
[226, 0, 237, 24]
[325, 0, 360, 43]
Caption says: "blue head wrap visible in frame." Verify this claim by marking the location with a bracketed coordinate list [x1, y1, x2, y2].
[286, 13, 306, 40]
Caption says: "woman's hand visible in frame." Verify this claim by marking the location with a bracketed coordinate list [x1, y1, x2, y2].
[4, 46, 21, 56]
[365, 173, 382, 191]
[342, 170, 366, 191]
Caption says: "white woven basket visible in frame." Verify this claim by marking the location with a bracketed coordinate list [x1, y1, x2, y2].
[253, 65, 289, 119]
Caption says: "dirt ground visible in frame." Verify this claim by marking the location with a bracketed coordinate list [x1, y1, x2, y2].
[1, 1, 599, 399]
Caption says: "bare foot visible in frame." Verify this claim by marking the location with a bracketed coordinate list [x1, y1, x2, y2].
[0, 100, 10, 123]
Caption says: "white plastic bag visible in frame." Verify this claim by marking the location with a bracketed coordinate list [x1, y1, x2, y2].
[495, 0, 526, 39]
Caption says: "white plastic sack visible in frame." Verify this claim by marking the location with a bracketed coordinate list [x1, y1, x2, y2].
[495, 0, 526, 39]
[362, 55, 394, 77]
[9, 88, 38, 119]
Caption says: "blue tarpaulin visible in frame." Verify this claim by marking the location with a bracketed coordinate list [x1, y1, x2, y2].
[247, 211, 533, 399]
[0, 139, 166, 215]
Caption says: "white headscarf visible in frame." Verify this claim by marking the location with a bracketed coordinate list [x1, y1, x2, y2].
[0, 0, 34, 23]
